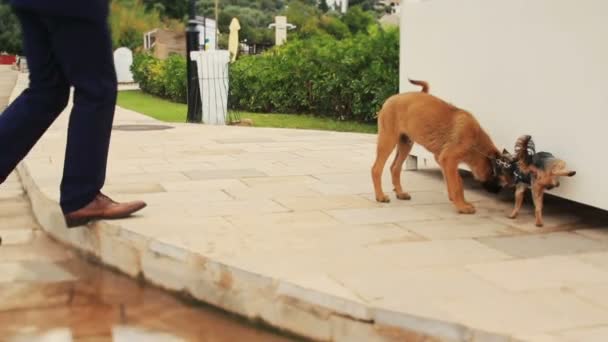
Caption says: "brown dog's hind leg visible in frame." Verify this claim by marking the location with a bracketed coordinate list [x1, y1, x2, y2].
[509, 184, 526, 219]
[372, 134, 398, 203]
[391, 137, 413, 200]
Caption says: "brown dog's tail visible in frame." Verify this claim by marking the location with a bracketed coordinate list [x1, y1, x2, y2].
[514, 135, 535, 167]
[408, 79, 429, 93]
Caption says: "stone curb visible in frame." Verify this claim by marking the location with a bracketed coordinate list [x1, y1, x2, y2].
[10, 74, 521, 342]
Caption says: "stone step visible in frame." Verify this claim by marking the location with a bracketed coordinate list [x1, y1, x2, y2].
[0, 233, 73, 263]
[0, 228, 35, 245]
[0, 260, 76, 284]
[0, 281, 74, 311]
[0, 198, 32, 217]
[0, 215, 39, 230]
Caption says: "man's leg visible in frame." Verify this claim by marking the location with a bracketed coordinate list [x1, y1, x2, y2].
[41, 16, 118, 213]
[0, 9, 70, 184]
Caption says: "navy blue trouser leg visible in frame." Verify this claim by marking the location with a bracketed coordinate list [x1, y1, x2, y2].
[0, 9, 117, 214]
[0, 10, 70, 187]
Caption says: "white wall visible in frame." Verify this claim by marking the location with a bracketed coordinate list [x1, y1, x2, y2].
[399, 0, 608, 210]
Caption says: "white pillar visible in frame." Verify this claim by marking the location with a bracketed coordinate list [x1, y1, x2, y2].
[341, 0, 349, 13]
[190, 50, 230, 125]
[275, 16, 288, 46]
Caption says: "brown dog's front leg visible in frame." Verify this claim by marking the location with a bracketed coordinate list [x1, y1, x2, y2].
[531, 184, 545, 227]
[435, 154, 453, 201]
[509, 185, 526, 219]
[442, 158, 475, 214]
[391, 141, 413, 200]
[372, 135, 397, 203]
[372, 165, 390, 203]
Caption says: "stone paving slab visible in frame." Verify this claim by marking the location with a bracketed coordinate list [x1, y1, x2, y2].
[0, 172, 294, 341]
[6, 73, 608, 341]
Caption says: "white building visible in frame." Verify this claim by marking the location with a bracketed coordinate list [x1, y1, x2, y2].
[400, 0, 608, 210]
[325, 0, 349, 13]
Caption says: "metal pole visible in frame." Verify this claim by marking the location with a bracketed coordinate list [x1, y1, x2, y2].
[186, 0, 202, 123]
[215, 0, 219, 48]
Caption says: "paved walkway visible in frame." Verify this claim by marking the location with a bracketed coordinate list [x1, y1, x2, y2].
[6, 72, 608, 341]
[1, 68, 295, 342]
[0, 172, 294, 342]
[0, 65, 18, 111]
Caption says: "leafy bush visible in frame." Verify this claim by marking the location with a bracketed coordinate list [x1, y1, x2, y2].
[229, 26, 399, 122]
[162, 54, 187, 102]
[132, 53, 187, 103]
[132, 26, 399, 122]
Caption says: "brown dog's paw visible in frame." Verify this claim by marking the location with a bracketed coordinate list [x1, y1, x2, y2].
[457, 204, 476, 214]
[376, 195, 391, 203]
[508, 212, 517, 219]
[535, 221, 544, 227]
[396, 192, 411, 201]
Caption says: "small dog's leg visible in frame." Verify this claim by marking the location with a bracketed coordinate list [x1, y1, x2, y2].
[531, 184, 545, 227]
[372, 134, 398, 203]
[509, 184, 526, 219]
[391, 140, 413, 200]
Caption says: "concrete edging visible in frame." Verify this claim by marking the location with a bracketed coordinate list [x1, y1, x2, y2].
[10, 74, 518, 342]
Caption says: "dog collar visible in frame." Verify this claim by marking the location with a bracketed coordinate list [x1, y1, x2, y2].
[490, 157, 514, 178]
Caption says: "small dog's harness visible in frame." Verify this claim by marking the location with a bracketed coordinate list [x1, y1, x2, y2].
[512, 165, 532, 186]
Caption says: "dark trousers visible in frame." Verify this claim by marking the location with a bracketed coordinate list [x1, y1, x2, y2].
[0, 8, 117, 213]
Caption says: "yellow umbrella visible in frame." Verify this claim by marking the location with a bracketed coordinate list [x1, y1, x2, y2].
[228, 18, 241, 63]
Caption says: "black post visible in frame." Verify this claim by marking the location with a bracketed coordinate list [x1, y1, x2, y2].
[186, 0, 202, 123]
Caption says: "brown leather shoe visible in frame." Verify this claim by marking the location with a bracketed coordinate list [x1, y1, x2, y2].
[64, 193, 146, 228]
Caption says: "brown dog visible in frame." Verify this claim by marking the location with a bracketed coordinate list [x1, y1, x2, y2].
[508, 135, 576, 226]
[371, 79, 512, 214]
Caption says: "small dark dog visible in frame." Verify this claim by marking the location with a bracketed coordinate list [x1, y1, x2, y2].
[508, 135, 576, 227]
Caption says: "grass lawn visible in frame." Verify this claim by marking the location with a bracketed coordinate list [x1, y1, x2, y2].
[117, 90, 377, 134]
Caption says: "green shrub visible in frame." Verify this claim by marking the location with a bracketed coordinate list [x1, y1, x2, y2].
[132, 25, 399, 122]
[229, 26, 399, 122]
[162, 54, 187, 103]
[132, 52, 187, 103]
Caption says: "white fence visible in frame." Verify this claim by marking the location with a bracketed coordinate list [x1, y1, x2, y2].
[190, 50, 230, 125]
[399, 0, 608, 210]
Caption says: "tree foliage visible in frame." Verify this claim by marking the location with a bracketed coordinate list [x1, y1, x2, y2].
[228, 25, 399, 122]
[129, 0, 399, 123]
[142, 0, 188, 19]
[318, 0, 329, 13]
[0, 3, 22, 55]
[110, 0, 183, 50]
[348, 0, 377, 12]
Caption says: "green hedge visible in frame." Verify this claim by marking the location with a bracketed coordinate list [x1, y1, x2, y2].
[131, 26, 399, 122]
[132, 53, 188, 103]
[229, 27, 399, 122]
